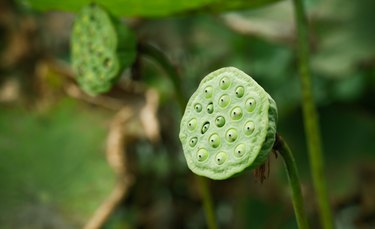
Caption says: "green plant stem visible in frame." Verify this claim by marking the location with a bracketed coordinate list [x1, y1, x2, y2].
[275, 134, 309, 229]
[197, 176, 218, 229]
[138, 44, 187, 110]
[139, 43, 218, 229]
[291, 0, 334, 228]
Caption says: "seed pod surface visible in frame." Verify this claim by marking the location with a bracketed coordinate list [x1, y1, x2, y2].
[179, 67, 277, 180]
[71, 4, 136, 96]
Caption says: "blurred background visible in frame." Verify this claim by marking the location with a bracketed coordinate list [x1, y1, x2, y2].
[0, 0, 374, 228]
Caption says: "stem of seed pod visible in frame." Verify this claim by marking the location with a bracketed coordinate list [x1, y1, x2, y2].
[274, 134, 309, 229]
[139, 44, 218, 229]
[138, 43, 187, 111]
[292, 0, 334, 228]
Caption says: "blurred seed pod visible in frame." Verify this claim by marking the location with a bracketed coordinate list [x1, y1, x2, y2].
[71, 4, 136, 96]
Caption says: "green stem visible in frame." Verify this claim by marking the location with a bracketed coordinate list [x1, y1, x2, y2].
[275, 134, 309, 229]
[138, 44, 187, 110]
[197, 176, 218, 229]
[291, 0, 334, 228]
[139, 43, 218, 229]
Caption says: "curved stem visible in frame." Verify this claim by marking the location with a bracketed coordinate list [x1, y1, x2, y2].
[291, 0, 334, 228]
[138, 44, 187, 111]
[275, 134, 309, 229]
[139, 43, 218, 229]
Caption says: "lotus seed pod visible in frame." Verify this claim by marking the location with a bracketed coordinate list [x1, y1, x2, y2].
[71, 4, 136, 96]
[179, 67, 278, 180]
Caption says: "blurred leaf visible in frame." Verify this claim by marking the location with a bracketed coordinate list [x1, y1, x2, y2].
[207, 0, 283, 13]
[0, 99, 115, 228]
[19, 0, 282, 17]
[311, 0, 375, 77]
[18, 0, 215, 17]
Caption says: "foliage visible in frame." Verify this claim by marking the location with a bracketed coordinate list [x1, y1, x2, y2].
[18, 0, 282, 17]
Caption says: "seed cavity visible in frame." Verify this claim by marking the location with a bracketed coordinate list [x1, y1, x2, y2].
[244, 121, 255, 136]
[218, 94, 230, 108]
[194, 103, 202, 112]
[189, 137, 198, 147]
[230, 107, 243, 120]
[201, 121, 210, 134]
[204, 86, 213, 98]
[209, 134, 220, 148]
[225, 128, 238, 143]
[234, 144, 246, 158]
[219, 76, 230, 90]
[207, 102, 214, 114]
[197, 148, 209, 162]
[188, 118, 197, 131]
[215, 116, 226, 127]
[235, 86, 244, 98]
[215, 152, 227, 165]
[245, 98, 256, 112]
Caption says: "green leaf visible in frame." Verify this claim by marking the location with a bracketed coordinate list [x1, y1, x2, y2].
[19, 0, 283, 17]
[206, 0, 282, 13]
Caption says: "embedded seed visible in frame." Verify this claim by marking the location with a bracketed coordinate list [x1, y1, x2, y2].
[209, 134, 220, 148]
[197, 148, 209, 162]
[235, 86, 244, 98]
[244, 121, 255, 136]
[194, 103, 202, 112]
[245, 98, 256, 112]
[189, 137, 198, 147]
[207, 103, 214, 114]
[234, 144, 246, 157]
[219, 76, 230, 90]
[230, 107, 243, 120]
[215, 116, 226, 127]
[204, 86, 213, 98]
[201, 122, 210, 134]
[215, 152, 227, 165]
[218, 94, 230, 108]
[225, 128, 238, 142]
[188, 118, 197, 131]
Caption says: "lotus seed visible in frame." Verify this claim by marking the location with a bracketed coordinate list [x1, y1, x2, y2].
[215, 116, 226, 127]
[218, 95, 230, 108]
[201, 122, 210, 134]
[209, 134, 221, 148]
[194, 103, 202, 112]
[235, 86, 244, 98]
[188, 118, 197, 131]
[207, 103, 214, 114]
[234, 144, 246, 158]
[197, 148, 209, 162]
[245, 98, 256, 112]
[204, 86, 213, 98]
[215, 152, 227, 165]
[225, 128, 238, 143]
[230, 107, 243, 120]
[189, 137, 198, 147]
[244, 121, 255, 136]
[219, 76, 230, 90]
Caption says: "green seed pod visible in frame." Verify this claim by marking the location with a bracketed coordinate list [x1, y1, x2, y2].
[71, 4, 136, 96]
[179, 67, 278, 180]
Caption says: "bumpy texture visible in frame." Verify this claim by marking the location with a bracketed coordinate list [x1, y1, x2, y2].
[179, 67, 278, 180]
[71, 4, 136, 96]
